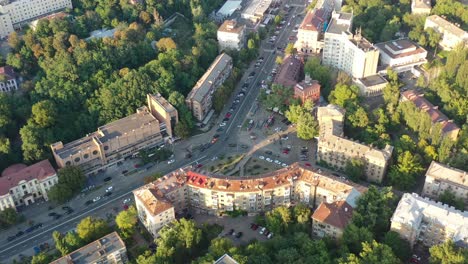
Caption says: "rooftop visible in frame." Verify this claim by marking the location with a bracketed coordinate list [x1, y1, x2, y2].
[274, 55, 304, 87]
[300, 9, 326, 31]
[242, 0, 272, 17]
[148, 93, 177, 114]
[216, 0, 242, 17]
[0, 160, 56, 196]
[133, 186, 174, 216]
[375, 39, 427, 59]
[0, 66, 16, 80]
[218, 20, 244, 34]
[317, 104, 345, 137]
[425, 161, 467, 187]
[312, 200, 353, 229]
[187, 53, 232, 103]
[214, 254, 240, 264]
[358, 74, 388, 87]
[295, 79, 320, 92]
[412, 0, 431, 9]
[349, 33, 377, 52]
[425, 15, 468, 38]
[51, 232, 126, 264]
[326, 12, 352, 35]
[319, 135, 393, 161]
[401, 90, 460, 134]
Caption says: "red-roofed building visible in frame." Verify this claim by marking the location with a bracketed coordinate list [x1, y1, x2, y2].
[311, 200, 353, 239]
[0, 66, 18, 93]
[294, 75, 321, 103]
[0, 160, 57, 211]
[400, 90, 460, 140]
[274, 55, 304, 88]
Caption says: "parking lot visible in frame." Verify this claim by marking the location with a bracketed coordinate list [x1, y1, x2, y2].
[193, 214, 268, 246]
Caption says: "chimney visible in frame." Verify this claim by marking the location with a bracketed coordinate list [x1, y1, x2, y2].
[305, 73, 311, 84]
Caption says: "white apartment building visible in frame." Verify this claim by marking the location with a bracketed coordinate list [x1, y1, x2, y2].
[424, 15, 468, 51]
[323, 12, 380, 79]
[411, 0, 431, 15]
[0, 160, 58, 211]
[375, 38, 427, 73]
[391, 193, 468, 247]
[217, 20, 245, 51]
[0, 66, 18, 92]
[317, 105, 393, 183]
[422, 161, 467, 206]
[0, 0, 72, 37]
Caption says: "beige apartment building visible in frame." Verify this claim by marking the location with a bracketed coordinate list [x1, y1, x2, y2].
[51, 94, 177, 176]
[422, 161, 467, 206]
[0, 160, 57, 211]
[391, 193, 468, 247]
[311, 200, 353, 239]
[424, 15, 468, 51]
[146, 93, 178, 139]
[0, 0, 72, 37]
[0, 66, 18, 93]
[217, 20, 245, 51]
[52, 232, 128, 264]
[186, 53, 233, 122]
[317, 105, 393, 183]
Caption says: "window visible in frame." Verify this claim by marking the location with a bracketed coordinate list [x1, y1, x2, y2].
[92, 150, 98, 155]
[74, 157, 80, 162]
[84, 154, 89, 159]
[104, 146, 109, 151]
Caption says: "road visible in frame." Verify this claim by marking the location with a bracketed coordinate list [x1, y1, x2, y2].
[0, 1, 305, 262]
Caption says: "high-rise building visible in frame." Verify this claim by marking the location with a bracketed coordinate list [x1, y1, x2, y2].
[0, 0, 72, 37]
[322, 12, 379, 79]
[217, 20, 245, 51]
[424, 15, 468, 51]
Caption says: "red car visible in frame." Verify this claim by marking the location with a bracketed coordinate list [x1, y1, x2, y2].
[134, 164, 141, 168]
[282, 149, 289, 154]
[123, 204, 129, 210]
[304, 163, 311, 167]
[196, 164, 203, 168]
[225, 113, 232, 118]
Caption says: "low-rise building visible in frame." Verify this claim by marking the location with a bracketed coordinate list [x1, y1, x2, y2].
[424, 15, 468, 51]
[400, 90, 460, 140]
[273, 55, 304, 88]
[354, 74, 388, 97]
[214, 254, 239, 264]
[411, 0, 431, 15]
[390, 193, 468, 247]
[0, 160, 57, 211]
[375, 39, 427, 73]
[51, 94, 176, 176]
[186, 53, 233, 121]
[311, 200, 353, 239]
[0, 66, 18, 92]
[294, 75, 320, 103]
[422, 161, 467, 206]
[217, 20, 245, 51]
[133, 185, 176, 238]
[317, 105, 393, 183]
[51, 232, 128, 264]
[241, 0, 272, 22]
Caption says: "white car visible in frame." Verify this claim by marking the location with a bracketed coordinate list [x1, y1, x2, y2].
[167, 159, 175, 164]
[123, 198, 131, 204]
[259, 227, 266, 235]
[267, 232, 274, 239]
[106, 186, 113, 192]
[266, 158, 273, 163]
[219, 122, 226, 127]
[93, 196, 101, 202]
[281, 163, 287, 167]
[259, 156, 265, 160]
[292, 29, 298, 33]
[274, 160, 280, 164]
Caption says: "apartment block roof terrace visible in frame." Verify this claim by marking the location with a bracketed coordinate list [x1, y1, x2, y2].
[425, 161, 467, 187]
[134, 186, 173, 216]
[326, 12, 352, 35]
[426, 15, 467, 38]
[375, 39, 427, 59]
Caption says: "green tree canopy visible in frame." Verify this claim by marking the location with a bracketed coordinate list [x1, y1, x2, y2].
[76, 216, 111, 243]
[429, 240, 468, 264]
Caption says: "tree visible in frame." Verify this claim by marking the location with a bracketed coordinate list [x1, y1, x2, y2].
[174, 121, 191, 139]
[265, 206, 292, 234]
[297, 112, 318, 140]
[261, 84, 293, 112]
[0, 208, 19, 226]
[328, 83, 359, 108]
[293, 204, 311, 224]
[388, 151, 424, 190]
[8, 32, 22, 51]
[342, 224, 374, 254]
[274, 15, 282, 25]
[76, 217, 111, 243]
[31, 100, 58, 127]
[429, 240, 468, 264]
[275, 56, 283, 65]
[53, 231, 71, 256]
[31, 252, 52, 264]
[156, 37, 177, 52]
[48, 184, 74, 204]
[345, 158, 365, 182]
[285, 43, 296, 55]
[57, 166, 86, 193]
[116, 205, 138, 238]
[439, 190, 464, 210]
[304, 58, 331, 98]
[341, 240, 400, 264]
[383, 231, 411, 261]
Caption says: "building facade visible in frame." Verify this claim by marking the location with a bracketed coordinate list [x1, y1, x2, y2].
[273, 55, 304, 88]
[317, 105, 393, 183]
[51, 232, 128, 264]
[311, 200, 353, 239]
[323, 12, 379, 79]
[0, 160, 57, 211]
[422, 161, 467, 206]
[0, 66, 18, 92]
[375, 39, 427, 73]
[146, 93, 178, 139]
[411, 0, 431, 15]
[354, 74, 388, 97]
[217, 20, 245, 51]
[400, 90, 460, 140]
[390, 193, 468, 247]
[0, 0, 72, 37]
[51, 94, 176, 176]
[294, 75, 320, 103]
[424, 15, 468, 51]
[186, 53, 233, 121]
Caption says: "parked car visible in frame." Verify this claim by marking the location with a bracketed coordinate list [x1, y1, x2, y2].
[228, 229, 235, 236]
[259, 227, 266, 235]
[266, 158, 273, 163]
[48, 212, 57, 217]
[85, 200, 93, 206]
[267, 232, 274, 239]
[265, 150, 273, 155]
[54, 214, 62, 220]
[167, 159, 175, 164]
[65, 208, 74, 214]
[235, 232, 243, 238]
[304, 162, 312, 167]
[7, 236, 15, 242]
[123, 198, 131, 204]
[106, 186, 113, 192]
[93, 196, 101, 202]
[25, 226, 35, 233]
[259, 156, 265, 160]
[104, 192, 112, 197]
[103, 177, 112, 182]
[196, 164, 203, 168]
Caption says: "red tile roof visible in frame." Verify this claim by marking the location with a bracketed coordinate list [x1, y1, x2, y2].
[0, 66, 16, 80]
[0, 160, 56, 196]
[300, 9, 326, 31]
[312, 200, 353, 229]
[274, 55, 304, 88]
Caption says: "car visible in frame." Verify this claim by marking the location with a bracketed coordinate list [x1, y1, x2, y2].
[48, 212, 57, 217]
[65, 208, 74, 214]
[228, 143, 237, 147]
[93, 196, 101, 202]
[25, 226, 35, 233]
[267, 232, 274, 239]
[106, 186, 113, 192]
[265, 150, 272, 155]
[104, 192, 112, 197]
[211, 137, 219, 144]
[228, 229, 235, 236]
[222, 118, 229, 122]
[241, 145, 249, 149]
[281, 163, 287, 167]
[234, 99, 240, 103]
[85, 200, 93, 206]
[225, 113, 232, 118]
[134, 164, 141, 168]
[266, 158, 273, 163]
[250, 223, 258, 230]
[219, 122, 226, 127]
[7, 236, 15, 242]
[216, 127, 224, 132]
[304, 162, 311, 167]
[281, 135, 288, 140]
[53, 214, 62, 220]
[410, 255, 421, 264]
[123, 198, 131, 204]
[167, 159, 175, 164]
[259, 156, 265, 160]
[259, 227, 266, 235]
[264, 230, 270, 236]
[301, 146, 308, 150]
[274, 160, 280, 164]
[238, 92, 244, 97]
[196, 164, 203, 168]
[282, 149, 289, 154]
[249, 71, 256, 77]
[62, 206, 71, 211]
[235, 232, 243, 238]
[258, 56, 264, 61]
[122, 170, 128, 174]
[123, 204, 129, 210]
[34, 223, 43, 229]
[103, 177, 112, 182]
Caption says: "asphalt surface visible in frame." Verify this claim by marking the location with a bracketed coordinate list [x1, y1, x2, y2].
[0, 1, 304, 262]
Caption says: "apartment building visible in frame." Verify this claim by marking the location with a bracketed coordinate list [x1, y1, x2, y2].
[51, 232, 128, 264]
[424, 15, 468, 51]
[133, 185, 176, 238]
[0, 66, 18, 92]
[317, 105, 393, 183]
[0, 160, 57, 211]
[294, 75, 320, 103]
[217, 20, 245, 51]
[311, 200, 353, 239]
[273, 55, 304, 88]
[51, 94, 176, 176]
[390, 193, 468, 247]
[354, 74, 388, 97]
[422, 161, 467, 206]
[146, 93, 178, 138]
[323, 12, 380, 79]
[186, 53, 233, 121]
[411, 0, 431, 15]
[375, 39, 427, 73]
[400, 90, 460, 140]
[0, 0, 72, 37]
